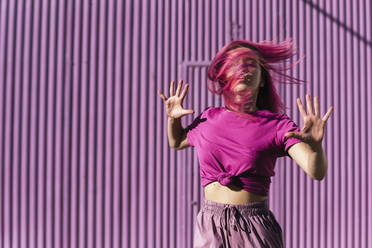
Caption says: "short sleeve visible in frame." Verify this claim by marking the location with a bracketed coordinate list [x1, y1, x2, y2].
[275, 113, 302, 157]
[185, 107, 210, 147]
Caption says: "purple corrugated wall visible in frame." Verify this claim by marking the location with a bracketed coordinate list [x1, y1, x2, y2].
[0, 0, 371, 247]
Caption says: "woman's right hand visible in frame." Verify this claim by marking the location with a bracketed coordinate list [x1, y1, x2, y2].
[158, 79, 195, 119]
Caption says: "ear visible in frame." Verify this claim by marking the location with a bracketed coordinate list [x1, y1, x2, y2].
[260, 81, 264, 88]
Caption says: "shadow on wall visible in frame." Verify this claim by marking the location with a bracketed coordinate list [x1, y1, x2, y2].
[302, 0, 372, 47]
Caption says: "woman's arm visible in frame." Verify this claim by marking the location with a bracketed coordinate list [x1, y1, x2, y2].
[288, 142, 328, 180]
[168, 116, 189, 149]
[158, 79, 194, 149]
[285, 94, 333, 180]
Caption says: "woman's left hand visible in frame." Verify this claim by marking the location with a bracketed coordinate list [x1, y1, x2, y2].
[285, 94, 334, 149]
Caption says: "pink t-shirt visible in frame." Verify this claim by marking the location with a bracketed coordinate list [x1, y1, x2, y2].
[185, 106, 302, 196]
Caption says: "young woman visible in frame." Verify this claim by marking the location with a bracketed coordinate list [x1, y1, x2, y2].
[157, 39, 333, 247]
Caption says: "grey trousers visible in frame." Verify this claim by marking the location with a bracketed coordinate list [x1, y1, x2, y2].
[193, 199, 284, 248]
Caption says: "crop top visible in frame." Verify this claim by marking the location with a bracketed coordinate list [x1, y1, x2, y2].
[185, 106, 302, 196]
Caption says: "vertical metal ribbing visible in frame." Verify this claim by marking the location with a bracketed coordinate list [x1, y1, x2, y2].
[0, 1, 371, 248]
[343, 0, 351, 246]
[134, 0, 141, 246]
[75, 1, 83, 247]
[324, 1, 336, 247]
[351, 0, 358, 240]
[0, 1, 5, 247]
[123, 0, 132, 247]
[68, 1, 76, 247]
[314, 1, 320, 247]
[348, 1, 355, 246]
[8, 1, 15, 247]
[149, 1, 159, 247]
[106, 0, 119, 247]
[369, 0, 372, 243]
[324, 1, 332, 248]
[204, 0, 210, 60]
[16, 1, 25, 246]
[362, 1, 370, 246]
[355, 0, 362, 244]
[336, 1, 342, 247]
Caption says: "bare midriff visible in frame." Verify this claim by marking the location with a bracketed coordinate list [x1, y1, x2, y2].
[204, 181, 268, 205]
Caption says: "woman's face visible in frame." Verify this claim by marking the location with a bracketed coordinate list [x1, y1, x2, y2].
[223, 48, 264, 112]
[234, 61, 262, 92]
[232, 59, 263, 104]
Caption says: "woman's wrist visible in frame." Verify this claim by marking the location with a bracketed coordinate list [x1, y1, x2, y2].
[167, 116, 184, 148]
[168, 116, 181, 121]
[309, 141, 323, 153]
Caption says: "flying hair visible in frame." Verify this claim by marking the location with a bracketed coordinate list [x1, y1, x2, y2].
[207, 38, 305, 120]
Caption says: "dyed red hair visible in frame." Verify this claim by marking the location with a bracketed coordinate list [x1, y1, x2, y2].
[207, 38, 304, 119]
